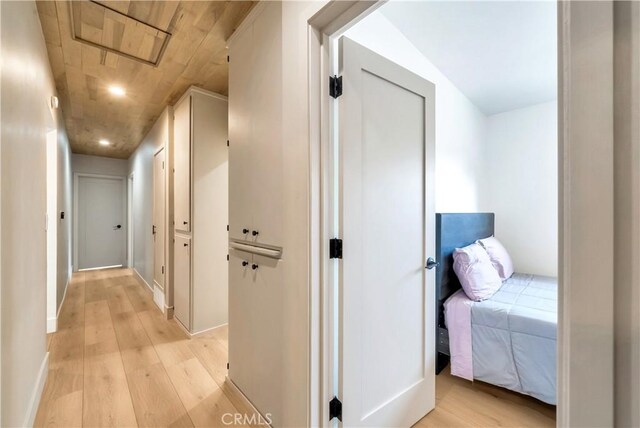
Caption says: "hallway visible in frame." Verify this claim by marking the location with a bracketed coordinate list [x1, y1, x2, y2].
[35, 268, 251, 427]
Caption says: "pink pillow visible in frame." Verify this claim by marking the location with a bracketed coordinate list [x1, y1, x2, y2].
[453, 243, 503, 301]
[477, 236, 514, 280]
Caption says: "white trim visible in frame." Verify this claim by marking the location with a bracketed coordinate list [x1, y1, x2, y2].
[46, 129, 58, 336]
[174, 86, 227, 111]
[78, 264, 122, 272]
[224, 376, 272, 427]
[133, 267, 153, 292]
[22, 352, 49, 428]
[153, 283, 165, 313]
[47, 276, 70, 333]
[73, 172, 127, 271]
[190, 322, 228, 338]
[226, 1, 269, 48]
[127, 172, 134, 268]
[558, 2, 615, 425]
[307, 3, 390, 426]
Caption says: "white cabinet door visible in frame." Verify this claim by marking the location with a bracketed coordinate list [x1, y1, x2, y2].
[228, 24, 254, 241]
[174, 235, 191, 330]
[249, 4, 283, 248]
[228, 252, 283, 427]
[338, 37, 436, 427]
[174, 96, 191, 233]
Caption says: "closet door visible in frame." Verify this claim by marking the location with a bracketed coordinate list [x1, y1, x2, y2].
[228, 252, 283, 426]
[249, 4, 283, 247]
[174, 235, 191, 330]
[174, 96, 191, 233]
[228, 24, 253, 241]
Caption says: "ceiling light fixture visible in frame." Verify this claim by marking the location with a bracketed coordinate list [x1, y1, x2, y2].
[108, 85, 126, 97]
[99, 139, 110, 146]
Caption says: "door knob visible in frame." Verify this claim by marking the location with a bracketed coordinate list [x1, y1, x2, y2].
[242, 261, 249, 267]
[252, 230, 259, 236]
[114, 224, 122, 230]
[242, 228, 250, 234]
[252, 264, 259, 270]
[426, 257, 439, 270]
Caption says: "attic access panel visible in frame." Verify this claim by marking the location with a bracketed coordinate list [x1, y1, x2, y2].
[70, 1, 173, 67]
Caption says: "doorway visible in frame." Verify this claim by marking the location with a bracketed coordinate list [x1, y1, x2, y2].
[74, 174, 126, 270]
[331, 37, 437, 426]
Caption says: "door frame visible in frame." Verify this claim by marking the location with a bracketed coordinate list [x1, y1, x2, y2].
[127, 172, 134, 268]
[307, 1, 616, 427]
[152, 146, 167, 308]
[73, 172, 127, 271]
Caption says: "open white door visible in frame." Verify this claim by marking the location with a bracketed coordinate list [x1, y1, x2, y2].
[337, 37, 436, 427]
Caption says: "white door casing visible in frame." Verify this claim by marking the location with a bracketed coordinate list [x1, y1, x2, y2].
[75, 174, 126, 270]
[153, 148, 166, 290]
[337, 37, 436, 427]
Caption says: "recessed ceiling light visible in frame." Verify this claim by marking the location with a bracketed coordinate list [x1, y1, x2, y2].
[108, 85, 126, 97]
[99, 139, 110, 146]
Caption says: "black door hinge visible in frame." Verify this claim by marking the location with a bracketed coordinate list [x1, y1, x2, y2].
[162, 266, 164, 274]
[329, 396, 342, 421]
[226, 362, 229, 369]
[329, 238, 343, 259]
[227, 140, 229, 147]
[329, 75, 342, 98]
[226, 254, 229, 261]
[227, 55, 230, 62]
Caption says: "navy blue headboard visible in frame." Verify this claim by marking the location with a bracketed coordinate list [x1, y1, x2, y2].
[435, 213, 495, 373]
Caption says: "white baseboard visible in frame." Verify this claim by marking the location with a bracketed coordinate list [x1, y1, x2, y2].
[23, 352, 49, 427]
[47, 276, 70, 334]
[191, 322, 228, 337]
[132, 267, 153, 292]
[153, 283, 165, 313]
[46, 317, 57, 333]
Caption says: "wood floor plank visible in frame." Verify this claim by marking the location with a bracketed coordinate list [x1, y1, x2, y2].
[125, 362, 194, 427]
[83, 352, 138, 427]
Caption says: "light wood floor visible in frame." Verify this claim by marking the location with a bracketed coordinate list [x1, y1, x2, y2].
[37, 267, 555, 427]
[35, 268, 253, 428]
[415, 368, 556, 427]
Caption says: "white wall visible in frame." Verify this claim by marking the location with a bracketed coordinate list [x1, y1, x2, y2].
[72, 153, 128, 176]
[127, 108, 171, 290]
[0, 1, 72, 425]
[483, 101, 558, 276]
[344, 11, 488, 212]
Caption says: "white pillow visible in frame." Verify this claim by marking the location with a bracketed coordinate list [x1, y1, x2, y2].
[477, 236, 515, 280]
[453, 243, 503, 301]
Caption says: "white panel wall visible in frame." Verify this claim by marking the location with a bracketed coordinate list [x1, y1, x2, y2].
[127, 108, 171, 290]
[484, 101, 558, 276]
[344, 11, 488, 212]
[0, 1, 72, 425]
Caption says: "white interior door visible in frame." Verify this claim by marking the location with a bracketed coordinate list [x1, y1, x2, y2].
[77, 175, 126, 270]
[337, 37, 436, 427]
[153, 148, 166, 290]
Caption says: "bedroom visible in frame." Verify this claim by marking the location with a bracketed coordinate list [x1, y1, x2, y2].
[329, 1, 558, 425]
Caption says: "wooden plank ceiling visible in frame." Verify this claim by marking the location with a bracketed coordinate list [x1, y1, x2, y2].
[37, 1, 255, 159]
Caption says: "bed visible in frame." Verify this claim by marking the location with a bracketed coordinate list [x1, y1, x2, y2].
[435, 213, 557, 405]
